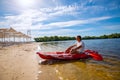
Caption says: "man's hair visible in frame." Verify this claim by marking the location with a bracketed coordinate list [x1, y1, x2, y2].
[77, 35, 81, 39]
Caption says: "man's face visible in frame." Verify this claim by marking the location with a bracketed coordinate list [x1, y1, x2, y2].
[76, 37, 81, 42]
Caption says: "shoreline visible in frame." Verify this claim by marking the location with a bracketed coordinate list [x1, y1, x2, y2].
[34, 38, 120, 42]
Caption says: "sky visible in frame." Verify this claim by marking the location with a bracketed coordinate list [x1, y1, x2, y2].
[0, 0, 120, 38]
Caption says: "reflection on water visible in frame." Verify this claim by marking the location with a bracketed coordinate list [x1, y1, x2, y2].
[38, 39, 120, 80]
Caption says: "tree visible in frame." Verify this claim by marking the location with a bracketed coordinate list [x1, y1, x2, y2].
[34, 33, 120, 42]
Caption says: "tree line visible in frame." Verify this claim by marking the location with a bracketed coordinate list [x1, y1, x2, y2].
[34, 33, 120, 42]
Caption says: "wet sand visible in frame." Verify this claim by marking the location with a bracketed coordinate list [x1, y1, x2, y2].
[38, 58, 120, 80]
[0, 42, 39, 80]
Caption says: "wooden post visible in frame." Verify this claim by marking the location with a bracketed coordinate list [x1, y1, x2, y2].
[14, 34, 15, 42]
[3, 32, 5, 43]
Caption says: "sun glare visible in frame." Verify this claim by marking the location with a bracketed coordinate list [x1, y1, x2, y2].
[17, 0, 35, 8]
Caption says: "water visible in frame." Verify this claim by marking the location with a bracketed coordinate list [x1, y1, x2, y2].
[38, 39, 120, 80]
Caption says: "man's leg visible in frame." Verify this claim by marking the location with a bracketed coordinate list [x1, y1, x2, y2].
[65, 47, 73, 53]
[70, 50, 80, 54]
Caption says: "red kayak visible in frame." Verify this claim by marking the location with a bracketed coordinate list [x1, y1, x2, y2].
[36, 49, 103, 61]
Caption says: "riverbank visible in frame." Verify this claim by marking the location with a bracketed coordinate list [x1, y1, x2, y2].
[0, 42, 39, 80]
[34, 33, 120, 42]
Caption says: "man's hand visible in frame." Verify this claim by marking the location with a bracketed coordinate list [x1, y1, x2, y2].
[65, 44, 76, 53]
[70, 49, 76, 54]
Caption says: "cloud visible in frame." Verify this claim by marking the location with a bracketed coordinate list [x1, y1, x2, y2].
[0, 0, 119, 37]
[49, 5, 78, 16]
[0, 5, 78, 28]
[102, 25, 120, 30]
[32, 28, 94, 37]
[32, 16, 112, 30]
[0, 9, 113, 31]
[0, 1, 116, 30]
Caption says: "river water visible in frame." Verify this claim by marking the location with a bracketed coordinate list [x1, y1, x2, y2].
[37, 39, 120, 80]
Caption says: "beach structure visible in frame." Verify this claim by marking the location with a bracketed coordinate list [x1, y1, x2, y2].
[0, 28, 9, 42]
[0, 27, 31, 43]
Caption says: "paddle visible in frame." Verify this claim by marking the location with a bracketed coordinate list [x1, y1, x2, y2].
[89, 52, 103, 61]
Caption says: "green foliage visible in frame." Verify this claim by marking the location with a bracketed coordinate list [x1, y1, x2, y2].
[34, 33, 120, 42]
[34, 36, 75, 42]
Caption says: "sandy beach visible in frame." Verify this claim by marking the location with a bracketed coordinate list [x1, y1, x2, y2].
[0, 43, 39, 80]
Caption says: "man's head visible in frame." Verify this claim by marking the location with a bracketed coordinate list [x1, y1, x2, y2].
[76, 35, 81, 42]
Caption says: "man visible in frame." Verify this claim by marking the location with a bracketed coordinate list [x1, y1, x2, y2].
[65, 35, 85, 54]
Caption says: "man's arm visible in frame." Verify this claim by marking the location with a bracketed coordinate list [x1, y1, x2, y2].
[65, 44, 76, 53]
[73, 45, 82, 51]
[69, 44, 76, 49]
[70, 45, 82, 54]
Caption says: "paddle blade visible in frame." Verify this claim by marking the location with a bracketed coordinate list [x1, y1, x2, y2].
[89, 53, 103, 61]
